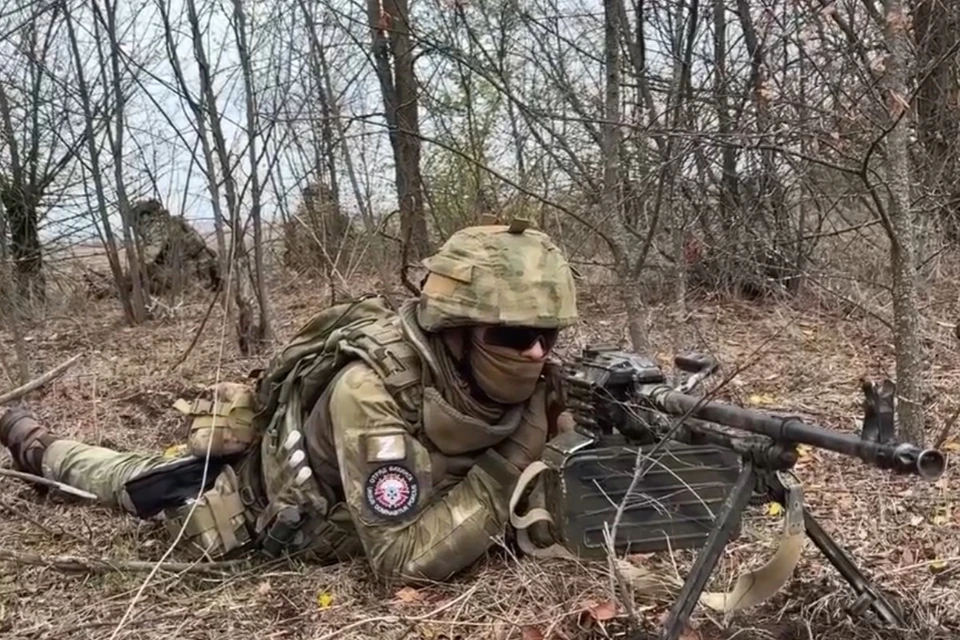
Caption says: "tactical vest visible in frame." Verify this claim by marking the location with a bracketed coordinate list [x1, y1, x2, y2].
[246, 295, 427, 561]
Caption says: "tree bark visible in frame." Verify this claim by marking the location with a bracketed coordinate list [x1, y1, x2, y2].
[101, 0, 148, 324]
[231, 0, 271, 348]
[0, 187, 44, 303]
[913, 0, 960, 241]
[368, 0, 431, 259]
[883, 0, 926, 442]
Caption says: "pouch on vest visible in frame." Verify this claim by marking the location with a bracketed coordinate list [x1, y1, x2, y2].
[174, 382, 258, 458]
[162, 465, 253, 560]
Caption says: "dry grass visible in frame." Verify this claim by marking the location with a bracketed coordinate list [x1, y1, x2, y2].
[2, 261, 960, 640]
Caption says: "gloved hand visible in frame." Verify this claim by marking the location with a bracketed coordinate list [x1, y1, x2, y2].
[494, 382, 549, 471]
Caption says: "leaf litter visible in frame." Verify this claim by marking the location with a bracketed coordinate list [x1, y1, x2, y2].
[1, 276, 959, 639]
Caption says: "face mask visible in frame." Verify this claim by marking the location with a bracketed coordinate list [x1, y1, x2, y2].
[468, 330, 545, 404]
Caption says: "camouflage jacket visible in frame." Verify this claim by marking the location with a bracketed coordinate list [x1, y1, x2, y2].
[289, 300, 553, 584]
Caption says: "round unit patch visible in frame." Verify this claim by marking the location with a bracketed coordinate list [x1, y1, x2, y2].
[365, 464, 419, 517]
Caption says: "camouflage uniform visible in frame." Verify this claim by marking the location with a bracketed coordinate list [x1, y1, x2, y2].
[134, 199, 221, 294]
[1, 222, 578, 584]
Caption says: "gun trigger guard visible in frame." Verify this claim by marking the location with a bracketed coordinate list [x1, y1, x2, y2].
[777, 470, 805, 537]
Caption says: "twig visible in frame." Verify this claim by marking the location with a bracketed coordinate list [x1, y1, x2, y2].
[313, 584, 480, 640]
[0, 497, 93, 546]
[0, 548, 247, 575]
[0, 353, 84, 405]
[0, 467, 98, 500]
[170, 286, 222, 371]
[933, 404, 960, 449]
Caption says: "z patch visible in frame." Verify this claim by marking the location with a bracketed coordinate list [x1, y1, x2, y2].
[365, 464, 419, 518]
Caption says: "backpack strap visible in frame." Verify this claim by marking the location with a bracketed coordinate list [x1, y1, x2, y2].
[339, 315, 424, 428]
[252, 306, 427, 561]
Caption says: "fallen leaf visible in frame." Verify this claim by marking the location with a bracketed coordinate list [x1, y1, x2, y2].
[521, 626, 544, 640]
[257, 581, 272, 596]
[929, 559, 948, 573]
[796, 444, 813, 459]
[909, 514, 924, 527]
[317, 592, 333, 609]
[614, 558, 681, 595]
[902, 547, 915, 566]
[941, 440, 960, 453]
[748, 393, 776, 406]
[394, 586, 423, 603]
[932, 505, 950, 526]
[765, 502, 783, 517]
[583, 599, 617, 621]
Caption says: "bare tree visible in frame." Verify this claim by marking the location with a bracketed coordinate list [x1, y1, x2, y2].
[0, 4, 100, 304]
[913, 0, 960, 241]
[230, 0, 272, 345]
[98, 0, 149, 322]
[367, 0, 431, 260]
[882, 0, 925, 441]
[62, 0, 147, 325]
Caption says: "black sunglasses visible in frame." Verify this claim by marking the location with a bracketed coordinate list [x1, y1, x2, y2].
[484, 326, 558, 351]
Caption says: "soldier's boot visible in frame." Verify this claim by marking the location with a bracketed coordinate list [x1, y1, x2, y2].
[0, 407, 58, 476]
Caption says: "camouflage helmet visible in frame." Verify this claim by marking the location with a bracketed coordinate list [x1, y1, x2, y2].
[416, 220, 578, 331]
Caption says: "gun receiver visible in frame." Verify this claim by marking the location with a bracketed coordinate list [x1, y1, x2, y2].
[550, 345, 948, 640]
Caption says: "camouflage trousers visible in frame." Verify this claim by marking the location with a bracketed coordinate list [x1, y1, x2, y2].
[41, 440, 255, 557]
[41, 440, 171, 513]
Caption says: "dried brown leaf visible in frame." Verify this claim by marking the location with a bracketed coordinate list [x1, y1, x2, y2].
[394, 586, 424, 604]
[521, 625, 544, 640]
[582, 599, 617, 621]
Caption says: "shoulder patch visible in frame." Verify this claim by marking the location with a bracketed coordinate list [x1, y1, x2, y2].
[364, 433, 407, 462]
[365, 464, 419, 518]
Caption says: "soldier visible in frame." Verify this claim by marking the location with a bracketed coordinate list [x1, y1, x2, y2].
[133, 198, 222, 294]
[0, 221, 577, 584]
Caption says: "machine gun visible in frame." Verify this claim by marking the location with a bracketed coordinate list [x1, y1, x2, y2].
[535, 346, 947, 640]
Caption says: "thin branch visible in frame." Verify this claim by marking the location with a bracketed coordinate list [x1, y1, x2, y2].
[0, 468, 97, 500]
[0, 352, 83, 405]
[0, 548, 248, 575]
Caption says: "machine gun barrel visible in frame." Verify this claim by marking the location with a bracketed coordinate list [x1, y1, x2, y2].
[646, 386, 946, 479]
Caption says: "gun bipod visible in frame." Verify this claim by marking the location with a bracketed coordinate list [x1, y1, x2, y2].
[654, 453, 906, 640]
[765, 475, 905, 628]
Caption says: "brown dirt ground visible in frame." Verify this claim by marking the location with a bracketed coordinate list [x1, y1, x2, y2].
[2, 267, 960, 640]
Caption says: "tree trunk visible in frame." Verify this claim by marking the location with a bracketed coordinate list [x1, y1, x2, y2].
[103, 0, 148, 324]
[713, 0, 739, 244]
[368, 0, 431, 260]
[63, 3, 138, 325]
[1, 187, 44, 304]
[913, 0, 960, 242]
[0, 198, 31, 384]
[232, 0, 271, 349]
[601, 0, 621, 233]
[884, 0, 926, 443]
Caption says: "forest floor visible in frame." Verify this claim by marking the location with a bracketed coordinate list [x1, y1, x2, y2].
[2, 267, 960, 640]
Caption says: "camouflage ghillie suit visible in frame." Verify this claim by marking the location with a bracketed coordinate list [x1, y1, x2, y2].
[133, 199, 221, 294]
[1, 221, 578, 584]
